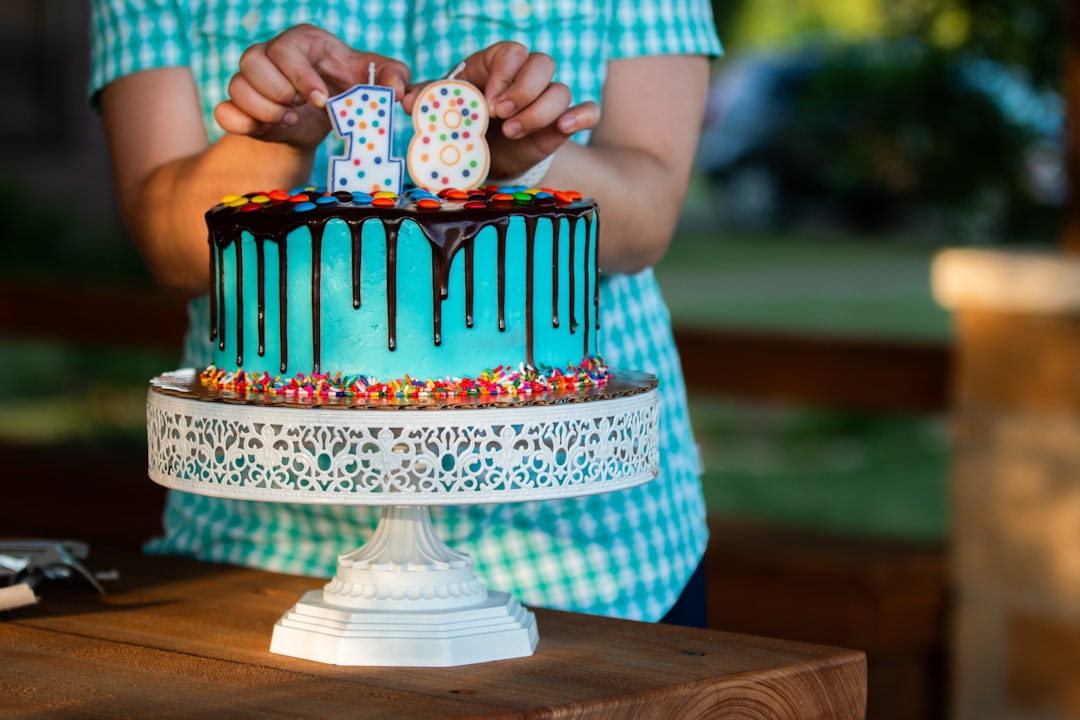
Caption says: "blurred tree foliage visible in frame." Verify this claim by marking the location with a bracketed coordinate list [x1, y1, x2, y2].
[711, 0, 1065, 90]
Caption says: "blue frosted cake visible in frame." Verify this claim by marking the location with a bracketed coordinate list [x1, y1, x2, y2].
[200, 186, 607, 401]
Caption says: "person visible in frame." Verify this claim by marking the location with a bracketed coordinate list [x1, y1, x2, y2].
[90, 1, 722, 626]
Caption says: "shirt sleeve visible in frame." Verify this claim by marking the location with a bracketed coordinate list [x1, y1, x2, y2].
[89, 0, 192, 104]
[608, 0, 723, 60]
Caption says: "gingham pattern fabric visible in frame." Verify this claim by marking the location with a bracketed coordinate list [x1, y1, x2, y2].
[90, 0, 721, 621]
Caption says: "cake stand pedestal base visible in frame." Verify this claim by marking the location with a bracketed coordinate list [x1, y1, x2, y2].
[268, 505, 537, 666]
[270, 590, 537, 667]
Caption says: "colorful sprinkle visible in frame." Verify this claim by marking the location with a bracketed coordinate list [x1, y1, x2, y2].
[199, 357, 610, 401]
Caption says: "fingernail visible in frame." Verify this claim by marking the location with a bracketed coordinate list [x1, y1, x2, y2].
[310, 89, 328, 108]
[558, 116, 576, 133]
[496, 99, 516, 118]
[282, 110, 298, 126]
[502, 120, 522, 139]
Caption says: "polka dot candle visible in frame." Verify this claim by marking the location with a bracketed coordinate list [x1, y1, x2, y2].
[327, 64, 404, 195]
[407, 75, 490, 191]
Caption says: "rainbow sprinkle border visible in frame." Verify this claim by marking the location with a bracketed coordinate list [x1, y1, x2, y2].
[199, 357, 610, 401]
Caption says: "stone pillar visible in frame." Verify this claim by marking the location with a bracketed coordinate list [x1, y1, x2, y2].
[933, 248, 1080, 720]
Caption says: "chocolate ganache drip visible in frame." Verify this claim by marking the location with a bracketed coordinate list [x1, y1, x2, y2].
[207, 192, 598, 374]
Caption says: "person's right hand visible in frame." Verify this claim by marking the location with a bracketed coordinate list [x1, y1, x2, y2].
[214, 24, 411, 149]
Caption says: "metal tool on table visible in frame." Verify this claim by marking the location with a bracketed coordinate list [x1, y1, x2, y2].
[0, 540, 108, 611]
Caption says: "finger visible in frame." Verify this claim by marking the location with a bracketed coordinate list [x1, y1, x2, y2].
[238, 42, 309, 108]
[262, 25, 335, 107]
[470, 42, 532, 106]
[371, 59, 412, 97]
[227, 73, 299, 126]
[487, 50, 556, 120]
[400, 81, 429, 114]
[214, 100, 263, 137]
[311, 47, 411, 99]
[499, 82, 571, 139]
[556, 100, 601, 135]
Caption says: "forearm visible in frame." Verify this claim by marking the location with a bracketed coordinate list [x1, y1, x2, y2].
[541, 54, 709, 276]
[123, 135, 314, 298]
[544, 141, 691, 274]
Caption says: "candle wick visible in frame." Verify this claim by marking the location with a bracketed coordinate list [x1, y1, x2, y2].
[368, 61, 376, 85]
[446, 61, 466, 80]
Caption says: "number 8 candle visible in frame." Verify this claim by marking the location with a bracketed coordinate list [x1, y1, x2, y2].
[407, 64, 490, 191]
[327, 63, 404, 194]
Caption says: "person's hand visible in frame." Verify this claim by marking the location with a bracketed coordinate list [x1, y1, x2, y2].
[214, 24, 411, 149]
[403, 42, 600, 179]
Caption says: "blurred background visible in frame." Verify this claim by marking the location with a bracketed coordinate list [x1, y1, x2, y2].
[0, 2, 1073, 719]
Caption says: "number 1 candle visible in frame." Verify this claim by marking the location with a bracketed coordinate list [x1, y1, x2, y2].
[327, 63, 404, 194]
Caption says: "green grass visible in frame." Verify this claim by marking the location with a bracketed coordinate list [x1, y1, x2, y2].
[654, 224, 955, 542]
[656, 229, 953, 340]
[0, 339, 171, 446]
[691, 399, 949, 542]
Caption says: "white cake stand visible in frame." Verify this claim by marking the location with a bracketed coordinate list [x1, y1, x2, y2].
[146, 369, 659, 667]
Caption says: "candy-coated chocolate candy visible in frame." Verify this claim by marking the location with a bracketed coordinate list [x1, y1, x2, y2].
[293, 201, 317, 212]
[372, 196, 395, 207]
[463, 200, 487, 209]
[417, 198, 441, 209]
[287, 193, 309, 203]
[268, 189, 290, 201]
[314, 195, 338, 205]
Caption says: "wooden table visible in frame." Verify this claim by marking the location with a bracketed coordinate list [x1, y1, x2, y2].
[2, 544, 865, 719]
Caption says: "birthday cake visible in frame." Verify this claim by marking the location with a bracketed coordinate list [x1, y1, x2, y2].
[198, 68, 608, 403]
[200, 186, 606, 401]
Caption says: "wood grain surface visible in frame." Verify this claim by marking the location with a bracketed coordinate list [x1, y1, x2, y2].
[2, 545, 866, 719]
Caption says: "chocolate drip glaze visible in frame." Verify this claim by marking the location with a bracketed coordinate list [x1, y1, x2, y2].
[523, 216, 538, 369]
[594, 213, 601, 331]
[278, 241, 288, 373]
[214, 243, 225, 349]
[496, 222, 508, 332]
[309, 222, 325, 372]
[208, 230, 218, 342]
[207, 197, 597, 373]
[567, 216, 577, 334]
[382, 217, 404, 351]
[351, 230, 362, 309]
[464, 239, 475, 328]
[234, 239, 244, 365]
[255, 238, 266, 356]
[583, 212, 593, 358]
[550, 216, 560, 329]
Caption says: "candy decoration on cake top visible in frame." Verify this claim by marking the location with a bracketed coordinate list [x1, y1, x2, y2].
[327, 63, 404, 195]
[407, 62, 491, 191]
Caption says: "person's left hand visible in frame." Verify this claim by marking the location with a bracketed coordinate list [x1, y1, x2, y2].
[402, 42, 600, 179]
